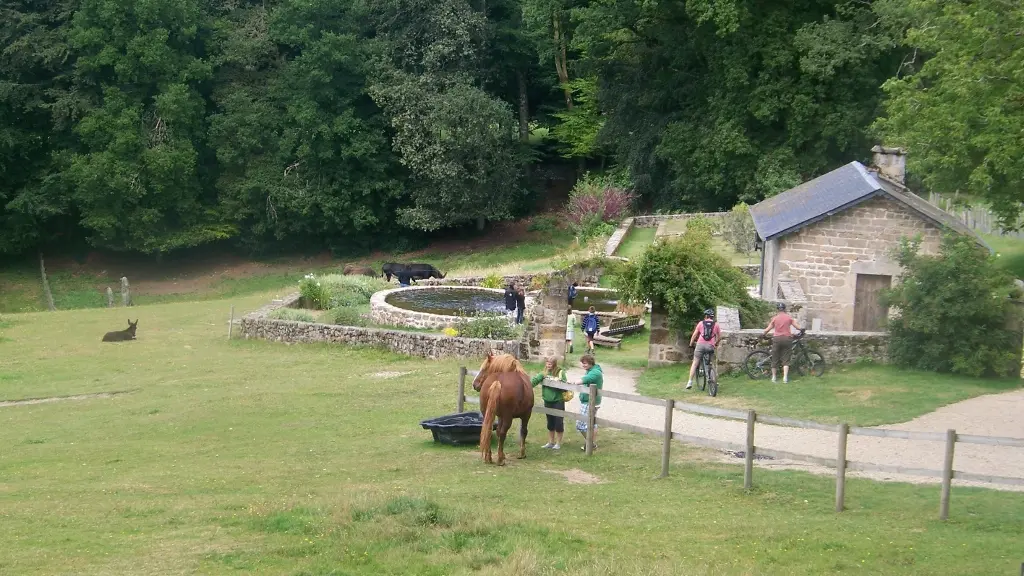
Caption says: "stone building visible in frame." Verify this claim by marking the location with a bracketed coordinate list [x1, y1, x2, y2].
[751, 147, 988, 332]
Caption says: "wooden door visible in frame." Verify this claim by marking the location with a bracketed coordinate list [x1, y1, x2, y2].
[853, 274, 892, 331]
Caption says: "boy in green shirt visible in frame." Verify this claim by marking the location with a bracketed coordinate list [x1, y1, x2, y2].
[575, 354, 603, 451]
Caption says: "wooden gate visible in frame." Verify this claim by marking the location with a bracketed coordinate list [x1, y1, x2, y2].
[853, 274, 892, 331]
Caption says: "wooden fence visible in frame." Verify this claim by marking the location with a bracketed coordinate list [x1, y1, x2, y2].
[926, 192, 1024, 239]
[457, 367, 1024, 520]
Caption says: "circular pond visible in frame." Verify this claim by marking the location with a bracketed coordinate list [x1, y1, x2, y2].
[371, 286, 519, 330]
[572, 287, 620, 313]
[385, 287, 507, 316]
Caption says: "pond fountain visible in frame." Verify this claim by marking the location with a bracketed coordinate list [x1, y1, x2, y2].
[572, 287, 620, 313]
[371, 285, 520, 330]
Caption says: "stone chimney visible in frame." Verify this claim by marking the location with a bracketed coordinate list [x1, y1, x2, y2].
[870, 145, 907, 185]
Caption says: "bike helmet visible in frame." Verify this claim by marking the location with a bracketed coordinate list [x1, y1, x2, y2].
[703, 308, 715, 318]
[776, 302, 786, 311]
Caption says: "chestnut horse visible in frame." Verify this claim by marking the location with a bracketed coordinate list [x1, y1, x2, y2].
[472, 351, 535, 465]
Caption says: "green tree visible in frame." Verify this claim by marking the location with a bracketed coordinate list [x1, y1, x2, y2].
[68, 0, 230, 253]
[884, 234, 1020, 377]
[873, 0, 1024, 225]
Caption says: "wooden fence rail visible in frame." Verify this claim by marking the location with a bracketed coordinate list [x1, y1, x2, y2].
[457, 367, 1024, 520]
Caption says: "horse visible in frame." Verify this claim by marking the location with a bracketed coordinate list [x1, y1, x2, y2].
[102, 319, 138, 342]
[472, 351, 534, 465]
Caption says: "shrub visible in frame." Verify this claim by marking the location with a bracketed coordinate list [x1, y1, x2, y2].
[454, 312, 521, 340]
[563, 172, 636, 239]
[722, 203, 758, 254]
[527, 215, 559, 233]
[884, 234, 1020, 377]
[480, 273, 504, 289]
[324, 306, 367, 327]
[684, 215, 716, 238]
[614, 224, 754, 330]
[299, 274, 331, 310]
[269, 308, 317, 322]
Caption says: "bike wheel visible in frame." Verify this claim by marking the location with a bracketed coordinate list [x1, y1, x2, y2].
[707, 362, 718, 397]
[802, 351, 826, 377]
[744, 350, 771, 380]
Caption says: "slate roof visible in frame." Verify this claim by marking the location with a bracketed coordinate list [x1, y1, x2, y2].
[749, 161, 989, 249]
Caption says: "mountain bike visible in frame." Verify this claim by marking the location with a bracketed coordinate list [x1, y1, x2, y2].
[695, 348, 718, 397]
[743, 330, 826, 380]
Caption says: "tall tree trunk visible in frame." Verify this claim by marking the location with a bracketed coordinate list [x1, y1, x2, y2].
[517, 69, 529, 142]
[552, 14, 573, 110]
[39, 251, 56, 311]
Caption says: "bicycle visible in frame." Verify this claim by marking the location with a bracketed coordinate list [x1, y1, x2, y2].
[743, 330, 826, 380]
[694, 348, 719, 397]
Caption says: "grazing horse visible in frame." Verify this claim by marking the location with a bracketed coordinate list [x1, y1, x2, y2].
[472, 351, 534, 465]
[343, 264, 377, 278]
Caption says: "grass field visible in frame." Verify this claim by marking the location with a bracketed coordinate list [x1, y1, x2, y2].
[983, 233, 1024, 280]
[613, 227, 656, 259]
[2, 298, 1024, 574]
[637, 363, 1022, 426]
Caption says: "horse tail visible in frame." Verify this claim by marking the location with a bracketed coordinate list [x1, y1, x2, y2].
[480, 378, 502, 454]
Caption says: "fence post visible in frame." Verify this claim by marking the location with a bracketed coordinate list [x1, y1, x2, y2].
[836, 422, 849, 512]
[457, 367, 467, 413]
[660, 399, 674, 478]
[228, 305, 235, 340]
[585, 384, 597, 456]
[940, 428, 956, 520]
[744, 410, 755, 490]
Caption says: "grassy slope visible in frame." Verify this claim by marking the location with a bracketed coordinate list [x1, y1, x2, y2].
[983, 233, 1024, 280]
[1, 299, 1023, 575]
[637, 363, 1022, 426]
[0, 230, 575, 314]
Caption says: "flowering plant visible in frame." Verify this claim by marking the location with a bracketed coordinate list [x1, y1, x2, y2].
[299, 273, 331, 310]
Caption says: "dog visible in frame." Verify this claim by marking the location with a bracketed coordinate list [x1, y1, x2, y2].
[102, 319, 138, 342]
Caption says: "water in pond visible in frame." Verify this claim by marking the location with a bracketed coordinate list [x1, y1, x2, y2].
[385, 288, 506, 316]
[573, 289, 619, 313]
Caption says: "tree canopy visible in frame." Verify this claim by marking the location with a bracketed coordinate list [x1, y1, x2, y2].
[0, 0, 1019, 256]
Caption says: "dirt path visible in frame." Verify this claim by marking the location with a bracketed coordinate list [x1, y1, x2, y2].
[563, 364, 1024, 492]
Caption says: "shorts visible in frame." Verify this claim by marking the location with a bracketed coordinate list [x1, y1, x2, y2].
[585, 330, 597, 342]
[544, 400, 565, 432]
[565, 329, 575, 341]
[694, 342, 715, 363]
[576, 403, 599, 433]
[772, 336, 794, 370]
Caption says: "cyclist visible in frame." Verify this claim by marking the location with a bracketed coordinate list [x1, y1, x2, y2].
[685, 308, 721, 390]
[762, 302, 804, 383]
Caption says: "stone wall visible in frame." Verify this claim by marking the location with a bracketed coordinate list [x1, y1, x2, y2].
[369, 285, 523, 330]
[417, 272, 600, 289]
[648, 304, 889, 369]
[240, 292, 523, 360]
[526, 276, 570, 361]
[632, 212, 730, 228]
[604, 217, 634, 257]
[773, 196, 943, 330]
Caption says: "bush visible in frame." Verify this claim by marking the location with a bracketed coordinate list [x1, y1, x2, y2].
[269, 308, 317, 322]
[563, 172, 636, 239]
[684, 215, 717, 238]
[480, 273, 504, 289]
[884, 234, 1020, 377]
[299, 274, 331, 310]
[454, 312, 522, 340]
[527, 215, 559, 233]
[324, 306, 367, 327]
[722, 203, 758, 254]
[614, 224, 753, 330]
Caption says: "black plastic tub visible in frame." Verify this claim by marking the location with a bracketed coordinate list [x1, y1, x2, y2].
[420, 411, 495, 446]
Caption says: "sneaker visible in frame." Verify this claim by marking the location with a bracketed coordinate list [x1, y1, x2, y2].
[685, 381, 693, 390]
[580, 444, 597, 452]
[551, 444, 560, 450]
[783, 378, 789, 384]
[541, 442, 553, 449]
[771, 376, 777, 383]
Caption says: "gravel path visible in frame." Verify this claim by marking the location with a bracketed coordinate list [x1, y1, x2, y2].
[563, 364, 1024, 492]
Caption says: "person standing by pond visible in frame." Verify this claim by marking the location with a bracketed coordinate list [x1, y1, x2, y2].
[582, 306, 600, 354]
[567, 282, 578, 308]
[575, 354, 603, 451]
[397, 270, 412, 287]
[565, 307, 577, 354]
[515, 288, 526, 324]
[504, 283, 517, 324]
[763, 302, 803, 384]
[531, 357, 567, 450]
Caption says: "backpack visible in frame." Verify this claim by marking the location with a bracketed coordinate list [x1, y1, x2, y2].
[700, 319, 716, 342]
[584, 313, 599, 333]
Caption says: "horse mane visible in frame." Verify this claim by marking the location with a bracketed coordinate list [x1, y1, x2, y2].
[479, 352, 527, 378]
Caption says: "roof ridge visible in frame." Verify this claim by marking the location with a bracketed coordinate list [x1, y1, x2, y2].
[852, 160, 881, 190]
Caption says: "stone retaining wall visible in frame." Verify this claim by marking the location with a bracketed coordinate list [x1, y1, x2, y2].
[239, 292, 523, 360]
[632, 212, 730, 228]
[369, 285, 522, 330]
[604, 217, 634, 257]
[416, 272, 600, 289]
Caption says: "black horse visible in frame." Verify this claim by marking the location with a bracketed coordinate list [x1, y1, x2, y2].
[382, 263, 445, 282]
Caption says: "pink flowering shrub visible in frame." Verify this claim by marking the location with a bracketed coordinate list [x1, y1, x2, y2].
[563, 173, 636, 239]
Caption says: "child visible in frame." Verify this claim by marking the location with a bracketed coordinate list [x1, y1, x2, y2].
[575, 354, 603, 451]
[530, 357, 568, 450]
[582, 306, 600, 354]
[565, 308, 577, 354]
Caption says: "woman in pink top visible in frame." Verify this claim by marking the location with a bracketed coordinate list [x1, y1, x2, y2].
[685, 308, 721, 390]
[762, 302, 803, 383]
